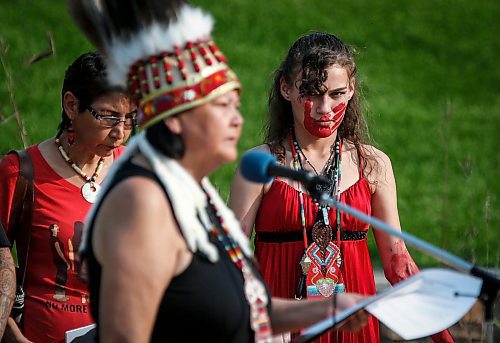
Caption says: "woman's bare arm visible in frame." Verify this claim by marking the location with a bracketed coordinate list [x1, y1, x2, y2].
[229, 145, 270, 236]
[369, 148, 454, 342]
[0, 247, 15, 339]
[369, 148, 419, 284]
[93, 176, 187, 343]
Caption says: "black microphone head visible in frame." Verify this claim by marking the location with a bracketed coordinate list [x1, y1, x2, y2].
[240, 150, 276, 183]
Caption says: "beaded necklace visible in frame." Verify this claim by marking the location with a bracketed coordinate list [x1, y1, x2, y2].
[290, 128, 344, 299]
[204, 191, 272, 343]
[55, 137, 105, 203]
[290, 129, 343, 238]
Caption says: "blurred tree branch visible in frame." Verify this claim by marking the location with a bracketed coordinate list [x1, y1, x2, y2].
[25, 31, 55, 65]
[0, 36, 28, 148]
[0, 32, 55, 149]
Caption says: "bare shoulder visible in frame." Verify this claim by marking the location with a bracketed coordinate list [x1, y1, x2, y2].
[341, 141, 391, 168]
[98, 175, 174, 233]
[92, 173, 186, 299]
[357, 144, 395, 187]
[106, 175, 168, 209]
[359, 144, 391, 165]
[237, 144, 272, 172]
[246, 144, 271, 154]
[92, 174, 179, 262]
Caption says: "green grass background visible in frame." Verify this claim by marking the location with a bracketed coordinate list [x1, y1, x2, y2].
[1, 0, 499, 268]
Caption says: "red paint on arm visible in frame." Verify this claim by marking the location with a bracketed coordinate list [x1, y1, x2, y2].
[431, 330, 455, 343]
[386, 242, 454, 342]
[385, 241, 419, 285]
[386, 251, 419, 285]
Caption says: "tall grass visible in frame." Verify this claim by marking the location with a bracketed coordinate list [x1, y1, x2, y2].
[1, 0, 499, 268]
[0, 36, 28, 148]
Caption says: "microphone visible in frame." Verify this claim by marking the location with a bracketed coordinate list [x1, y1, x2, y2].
[241, 153, 500, 330]
[240, 151, 330, 197]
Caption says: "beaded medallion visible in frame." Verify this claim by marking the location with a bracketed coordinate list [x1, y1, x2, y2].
[291, 129, 345, 299]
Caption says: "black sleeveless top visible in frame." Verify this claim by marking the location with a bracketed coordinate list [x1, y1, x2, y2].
[85, 160, 269, 342]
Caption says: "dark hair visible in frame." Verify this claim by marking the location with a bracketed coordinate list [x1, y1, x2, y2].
[266, 32, 373, 173]
[57, 52, 114, 135]
[145, 121, 185, 159]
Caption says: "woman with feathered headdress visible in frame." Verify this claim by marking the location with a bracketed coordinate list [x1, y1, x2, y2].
[67, 1, 370, 341]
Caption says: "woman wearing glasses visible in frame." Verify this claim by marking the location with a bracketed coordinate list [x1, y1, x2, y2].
[0, 51, 136, 342]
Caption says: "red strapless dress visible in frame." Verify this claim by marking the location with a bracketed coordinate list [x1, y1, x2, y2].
[254, 176, 379, 342]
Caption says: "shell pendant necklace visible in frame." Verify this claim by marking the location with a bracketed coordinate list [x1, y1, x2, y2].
[55, 137, 105, 203]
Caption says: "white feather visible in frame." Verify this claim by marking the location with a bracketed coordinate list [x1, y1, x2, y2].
[106, 4, 214, 86]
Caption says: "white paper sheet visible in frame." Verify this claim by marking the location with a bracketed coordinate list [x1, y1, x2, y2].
[65, 323, 96, 343]
[295, 268, 482, 343]
[366, 268, 482, 340]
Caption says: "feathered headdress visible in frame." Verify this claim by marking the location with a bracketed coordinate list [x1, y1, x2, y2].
[72, 0, 252, 263]
[68, 0, 240, 128]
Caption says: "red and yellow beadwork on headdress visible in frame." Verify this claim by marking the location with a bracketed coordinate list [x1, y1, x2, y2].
[127, 38, 240, 128]
[73, 3, 241, 129]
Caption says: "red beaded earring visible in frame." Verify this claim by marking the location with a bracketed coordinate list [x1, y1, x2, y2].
[67, 121, 75, 146]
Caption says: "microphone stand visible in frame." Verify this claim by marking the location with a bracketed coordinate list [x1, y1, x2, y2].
[304, 176, 499, 322]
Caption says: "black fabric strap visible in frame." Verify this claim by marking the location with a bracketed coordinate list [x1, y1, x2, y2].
[255, 229, 367, 243]
[7, 149, 34, 287]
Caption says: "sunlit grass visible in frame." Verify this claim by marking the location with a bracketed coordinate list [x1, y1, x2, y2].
[1, 0, 498, 268]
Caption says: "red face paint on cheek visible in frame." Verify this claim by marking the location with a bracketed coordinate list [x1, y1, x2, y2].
[330, 102, 347, 131]
[303, 100, 347, 138]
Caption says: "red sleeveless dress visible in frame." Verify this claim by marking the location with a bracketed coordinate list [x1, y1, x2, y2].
[254, 163, 380, 342]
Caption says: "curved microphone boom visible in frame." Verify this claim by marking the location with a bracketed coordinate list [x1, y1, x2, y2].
[240, 151, 330, 198]
[240, 150, 500, 321]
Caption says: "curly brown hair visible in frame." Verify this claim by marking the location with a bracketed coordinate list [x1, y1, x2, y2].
[266, 32, 375, 174]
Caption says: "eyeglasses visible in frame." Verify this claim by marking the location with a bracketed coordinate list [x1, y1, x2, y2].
[87, 106, 137, 129]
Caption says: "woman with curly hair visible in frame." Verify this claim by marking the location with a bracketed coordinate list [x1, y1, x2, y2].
[66, 1, 372, 341]
[230, 31, 453, 343]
